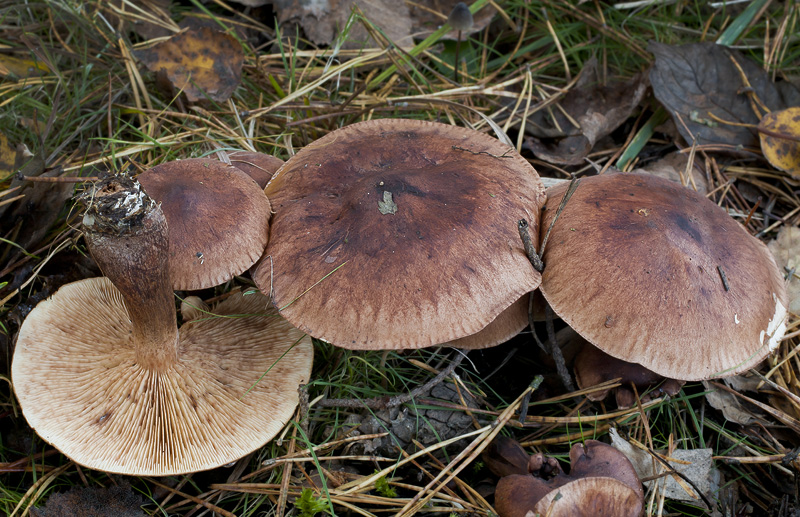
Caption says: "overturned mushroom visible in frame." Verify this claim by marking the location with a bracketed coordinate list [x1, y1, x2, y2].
[12, 178, 313, 475]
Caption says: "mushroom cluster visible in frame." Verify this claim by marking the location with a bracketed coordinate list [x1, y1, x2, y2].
[485, 436, 644, 517]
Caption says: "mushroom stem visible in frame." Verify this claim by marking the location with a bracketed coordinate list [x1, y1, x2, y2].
[82, 178, 178, 371]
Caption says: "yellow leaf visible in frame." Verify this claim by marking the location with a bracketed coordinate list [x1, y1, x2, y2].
[0, 54, 49, 78]
[759, 107, 800, 177]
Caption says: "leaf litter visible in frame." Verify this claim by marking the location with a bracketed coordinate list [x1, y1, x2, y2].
[649, 41, 800, 151]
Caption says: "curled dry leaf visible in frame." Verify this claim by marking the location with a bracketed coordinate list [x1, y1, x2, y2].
[632, 151, 708, 194]
[702, 380, 761, 426]
[759, 107, 800, 176]
[524, 57, 647, 165]
[610, 428, 715, 506]
[134, 26, 244, 103]
[768, 225, 800, 314]
[649, 41, 800, 151]
[272, 0, 413, 48]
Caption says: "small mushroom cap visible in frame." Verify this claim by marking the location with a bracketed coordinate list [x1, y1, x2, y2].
[447, 2, 474, 32]
[138, 158, 271, 290]
[532, 477, 644, 517]
[255, 119, 545, 349]
[540, 172, 787, 380]
[224, 151, 284, 189]
[12, 278, 313, 475]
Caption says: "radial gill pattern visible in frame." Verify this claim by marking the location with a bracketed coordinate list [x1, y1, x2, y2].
[12, 277, 313, 475]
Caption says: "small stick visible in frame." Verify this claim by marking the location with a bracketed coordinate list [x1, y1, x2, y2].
[16, 175, 102, 183]
[518, 219, 543, 272]
[540, 175, 580, 255]
[717, 265, 730, 292]
[546, 305, 574, 392]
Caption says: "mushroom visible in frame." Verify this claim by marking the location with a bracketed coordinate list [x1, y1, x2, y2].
[447, 2, 473, 83]
[137, 158, 271, 290]
[253, 119, 546, 350]
[574, 338, 684, 408]
[489, 438, 644, 517]
[539, 172, 787, 380]
[223, 150, 285, 189]
[11, 177, 313, 475]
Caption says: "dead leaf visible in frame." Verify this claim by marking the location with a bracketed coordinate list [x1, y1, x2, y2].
[759, 107, 800, 176]
[610, 429, 715, 506]
[702, 380, 759, 425]
[0, 133, 17, 177]
[0, 53, 49, 79]
[272, 0, 414, 48]
[31, 481, 145, 517]
[768, 225, 800, 314]
[134, 26, 244, 103]
[409, 0, 495, 40]
[523, 58, 647, 165]
[632, 152, 708, 194]
[649, 41, 800, 151]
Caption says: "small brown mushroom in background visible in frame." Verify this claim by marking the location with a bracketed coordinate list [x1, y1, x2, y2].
[485, 437, 644, 517]
[254, 118, 546, 351]
[540, 172, 787, 381]
[12, 177, 313, 475]
[574, 338, 684, 408]
[138, 158, 271, 291]
[222, 150, 284, 189]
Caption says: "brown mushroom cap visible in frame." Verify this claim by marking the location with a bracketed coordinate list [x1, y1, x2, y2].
[138, 158, 271, 290]
[224, 150, 284, 189]
[540, 172, 787, 380]
[254, 119, 545, 349]
[452, 294, 529, 349]
[493, 440, 643, 517]
[574, 340, 684, 407]
[12, 279, 313, 475]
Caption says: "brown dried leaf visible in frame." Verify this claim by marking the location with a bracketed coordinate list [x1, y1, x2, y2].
[768, 225, 800, 314]
[31, 481, 145, 517]
[759, 107, 800, 176]
[134, 26, 243, 103]
[273, 0, 413, 48]
[649, 41, 800, 150]
[702, 380, 758, 425]
[524, 58, 647, 165]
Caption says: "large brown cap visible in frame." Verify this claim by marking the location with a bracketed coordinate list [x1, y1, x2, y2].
[540, 172, 787, 380]
[12, 280, 313, 475]
[254, 119, 545, 349]
[138, 158, 271, 290]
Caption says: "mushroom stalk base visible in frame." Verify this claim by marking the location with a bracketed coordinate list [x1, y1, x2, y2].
[82, 178, 179, 371]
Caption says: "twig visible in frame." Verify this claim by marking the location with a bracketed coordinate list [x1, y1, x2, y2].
[546, 305, 575, 392]
[316, 351, 467, 409]
[518, 219, 543, 272]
